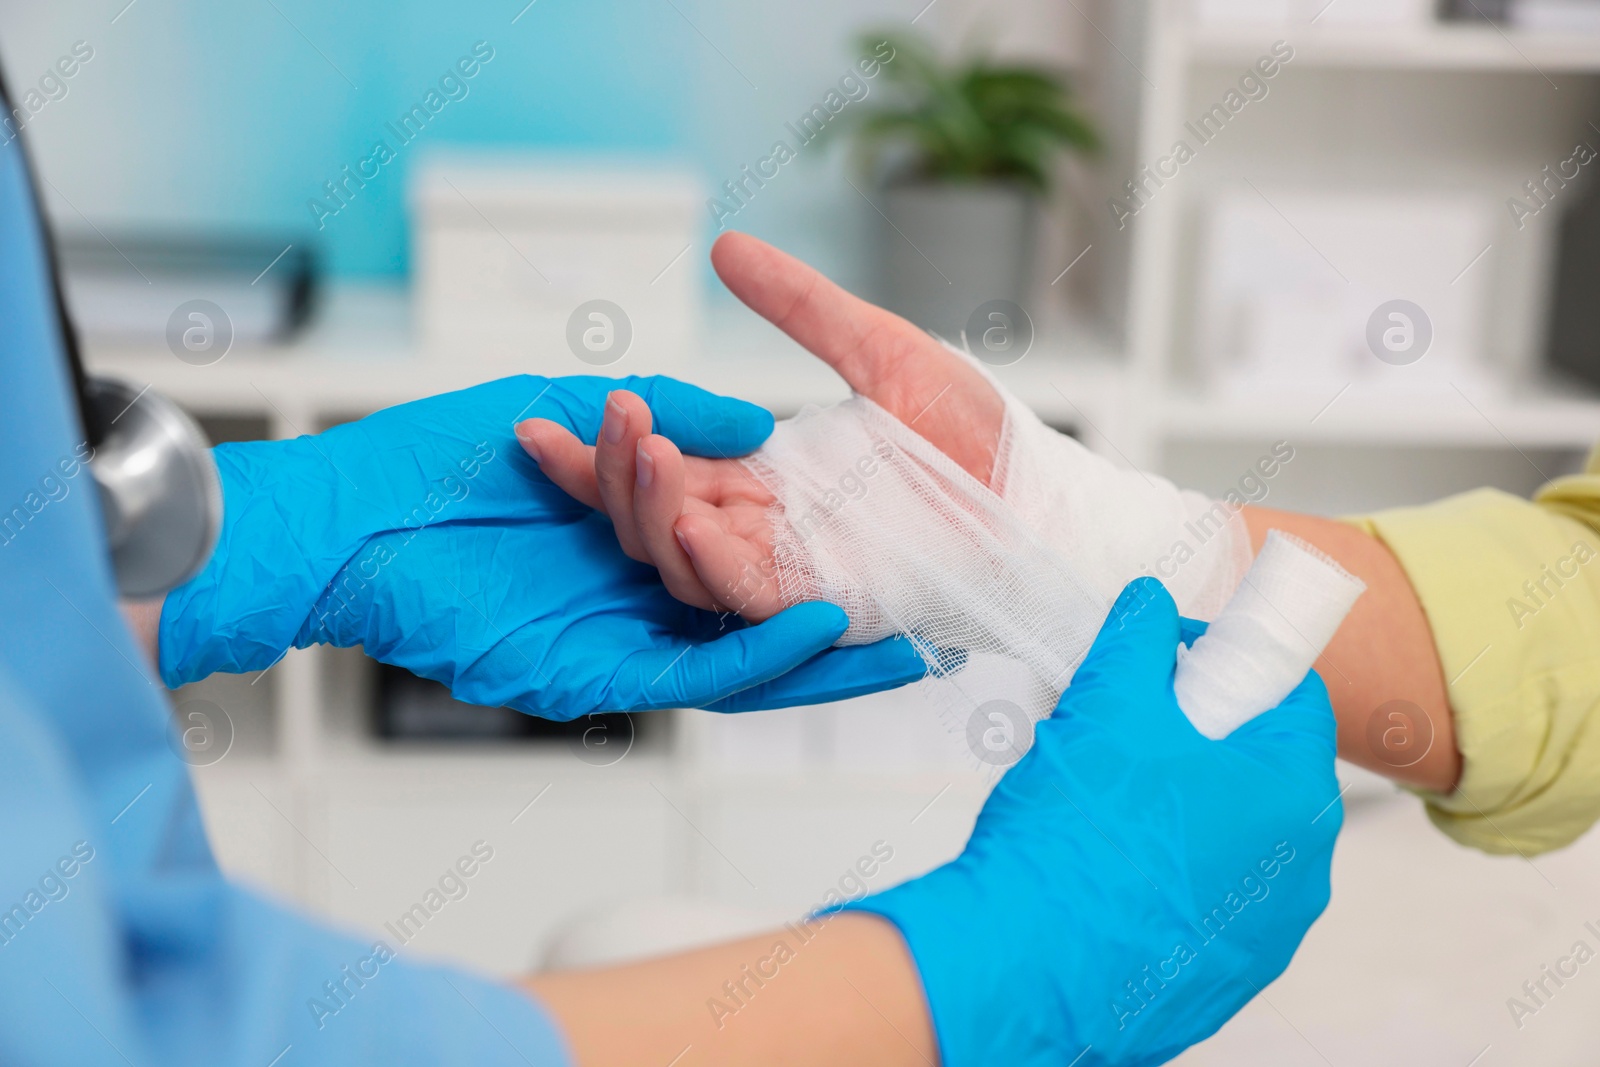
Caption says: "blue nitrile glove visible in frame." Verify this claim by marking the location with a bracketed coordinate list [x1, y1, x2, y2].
[161, 374, 926, 715]
[846, 577, 1343, 1067]
[292, 512, 926, 718]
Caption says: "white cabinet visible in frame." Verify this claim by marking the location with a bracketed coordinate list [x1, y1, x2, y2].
[411, 161, 702, 373]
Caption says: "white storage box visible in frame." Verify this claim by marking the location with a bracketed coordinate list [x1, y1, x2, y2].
[1191, 0, 1295, 25]
[1191, 0, 1432, 26]
[411, 158, 702, 374]
[1510, 0, 1600, 32]
[1305, 0, 1434, 27]
[1194, 189, 1500, 398]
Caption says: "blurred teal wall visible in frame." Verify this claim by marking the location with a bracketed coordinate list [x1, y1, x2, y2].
[5, 0, 698, 275]
[1, 0, 1007, 288]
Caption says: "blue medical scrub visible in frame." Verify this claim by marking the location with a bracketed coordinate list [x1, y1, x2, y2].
[0, 127, 569, 1065]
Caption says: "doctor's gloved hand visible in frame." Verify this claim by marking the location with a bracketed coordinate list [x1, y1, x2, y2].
[291, 512, 926, 719]
[845, 577, 1343, 1067]
[158, 374, 926, 715]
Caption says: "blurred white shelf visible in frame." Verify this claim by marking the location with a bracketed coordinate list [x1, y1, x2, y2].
[1188, 23, 1600, 71]
[1162, 380, 1600, 448]
[84, 287, 1600, 452]
[82, 285, 1130, 427]
[308, 745, 679, 784]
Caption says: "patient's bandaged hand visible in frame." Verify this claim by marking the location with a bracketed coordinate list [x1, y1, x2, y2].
[743, 361, 1360, 743]
[746, 368, 1248, 635]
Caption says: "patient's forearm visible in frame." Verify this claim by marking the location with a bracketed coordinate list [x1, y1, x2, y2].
[525, 912, 937, 1067]
[1242, 506, 1460, 792]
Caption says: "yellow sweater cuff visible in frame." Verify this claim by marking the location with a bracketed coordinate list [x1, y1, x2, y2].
[1354, 489, 1600, 856]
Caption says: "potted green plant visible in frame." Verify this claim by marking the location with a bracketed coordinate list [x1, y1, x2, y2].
[834, 31, 1099, 339]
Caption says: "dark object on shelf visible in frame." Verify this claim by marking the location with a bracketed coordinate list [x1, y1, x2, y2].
[56, 233, 317, 345]
[1438, 0, 1509, 20]
[1545, 177, 1600, 391]
[373, 663, 648, 745]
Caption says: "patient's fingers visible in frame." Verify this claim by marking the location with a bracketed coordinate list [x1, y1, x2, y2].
[709, 231, 1004, 482]
[519, 418, 749, 515]
[515, 419, 602, 510]
[711, 231, 931, 396]
[674, 512, 784, 621]
[594, 391, 653, 561]
[634, 434, 720, 610]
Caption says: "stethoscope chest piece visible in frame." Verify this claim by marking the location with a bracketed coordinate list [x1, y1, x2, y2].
[86, 376, 221, 598]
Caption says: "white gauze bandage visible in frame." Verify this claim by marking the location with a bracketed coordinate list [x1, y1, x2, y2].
[1174, 531, 1365, 739]
[744, 366, 1359, 743]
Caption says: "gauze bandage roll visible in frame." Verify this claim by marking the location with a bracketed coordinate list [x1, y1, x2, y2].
[1175, 531, 1365, 739]
[744, 361, 1357, 748]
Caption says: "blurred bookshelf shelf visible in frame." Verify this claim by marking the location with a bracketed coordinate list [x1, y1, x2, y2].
[81, 286, 1131, 430]
[1160, 380, 1600, 447]
[1087, 2, 1600, 476]
[309, 747, 679, 784]
[83, 286, 1598, 459]
[1187, 24, 1600, 71]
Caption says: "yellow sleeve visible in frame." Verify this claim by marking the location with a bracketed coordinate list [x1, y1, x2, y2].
[1352, 449, 1600, 856]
